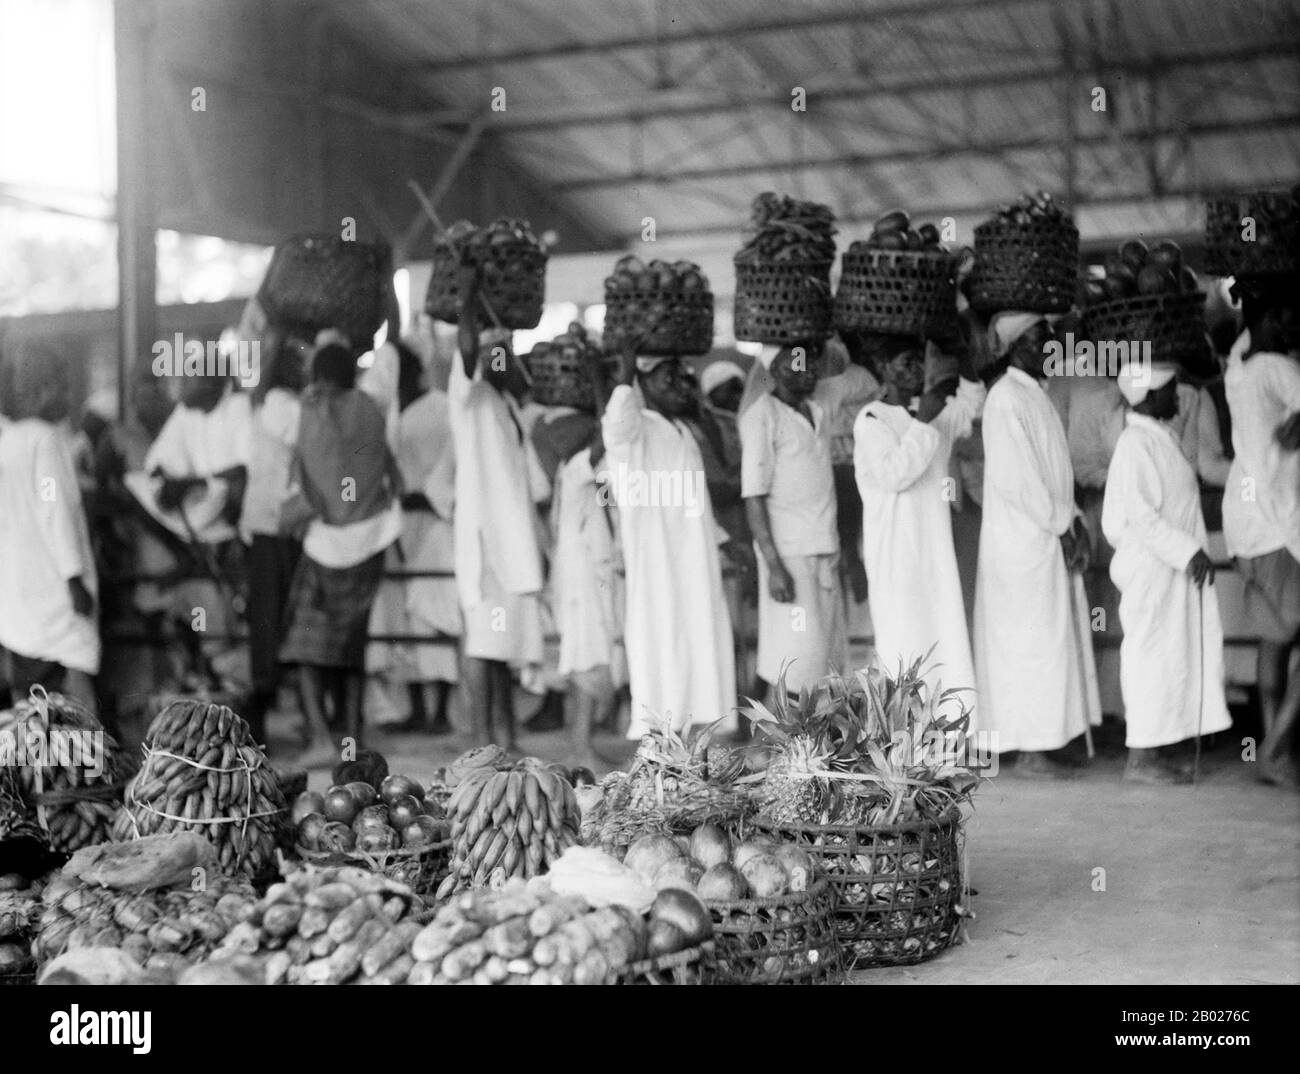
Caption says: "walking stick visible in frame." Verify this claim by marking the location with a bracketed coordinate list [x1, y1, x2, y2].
[1193, 582, 1205, 785]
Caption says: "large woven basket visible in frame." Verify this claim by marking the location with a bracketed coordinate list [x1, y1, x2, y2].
[425, 240, 546, 329]
[526, 342, 596, 410]
[1082, 291, 1212, 369]
[734, 260, 834, 343]
[1204, 189, 1300, 276]
[699, 877, 842, 984]
[834, 248, 958, 335]
[604, 288, 714, 356]
[754, 808, 964, 970]
[258, 235, 391, 346]
[968, 217, 1079, 315]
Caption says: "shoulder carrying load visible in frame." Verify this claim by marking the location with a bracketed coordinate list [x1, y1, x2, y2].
[733, 192, 836, 343]
[968, 191, 1078, 315]
[424, 217, 547, 329]
[1204, 187, 1300, 277]
[603, 256, 714, 356]
[258, 234, 393, 346]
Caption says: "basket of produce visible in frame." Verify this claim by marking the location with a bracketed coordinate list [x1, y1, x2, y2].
[835, 211, 959, 334]
[526, 323, 600, 410]
[258, 234, 392, 346]
[425, 217, 547, 328]
[734, 192, 836, 343]
[1205, 187, 1300, 276]
[111, 698, 288, 881]
[968, 191, 1079, 315]
[741, 659, 983, 969]
[604, 257, 714, 356]
[0, 687, 123, 855]
[290, 769, 451, 897]
[1080, 238, 1212, 371]
[211, 863, 424, 984]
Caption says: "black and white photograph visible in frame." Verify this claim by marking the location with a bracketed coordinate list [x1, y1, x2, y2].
[0, 0, 1297, 1018]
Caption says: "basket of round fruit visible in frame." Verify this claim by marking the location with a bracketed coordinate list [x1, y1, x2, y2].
[1081, 239, 1212, 371]
[752, 805, 964, 969]
[1204, 186, 1300, 277]
[834, 211, 959, 335]
[603, 256, 714, 356]
[967, 191, 1079, 315]
[526, 323, 600, 410]
[621, 826, 843, 984]
[424, 217, 548, 329]
[291, 774, 450, 897]
[257, 234, 393, 348]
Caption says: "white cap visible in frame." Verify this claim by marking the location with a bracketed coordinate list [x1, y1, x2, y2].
[1116, 360, 1177, 406]
[699, 360, 746, 395]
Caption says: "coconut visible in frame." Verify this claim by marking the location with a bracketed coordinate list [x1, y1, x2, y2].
[696, 863, 749, 902]
[740, 853, 790, 898]
[624, 833, 684, 883]
[653, 857, 704, 893]
[773, 845, 815, 893]
[650, 888, 714, 946]
[689, 824, 732, 870]
[732, 838, 776, 873]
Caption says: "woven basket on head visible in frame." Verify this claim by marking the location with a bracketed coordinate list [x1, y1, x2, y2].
[733, 260, 834, 343]
[258, 235, 391, 346]
[752, 807, 965, 970]
[1082, 291, 1212, 369]
[834, 248, 959, 335]
[526, 342, 596, 410]
[1204, 190, 1300, 277]
[968, 217, 1079, 315]
[698, 876, 842, 984]
[603, 288, 714, 356]
[425, 240, 547, 329]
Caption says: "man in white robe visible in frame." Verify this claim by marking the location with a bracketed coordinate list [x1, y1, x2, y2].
[595, 347, 735, 737]
[973, 313, 1101, 775]
[853, 338, 984, 708]
[1102, 361, 1232, 783]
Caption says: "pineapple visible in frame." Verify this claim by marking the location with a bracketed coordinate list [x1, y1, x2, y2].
[762, 734, 835, 825]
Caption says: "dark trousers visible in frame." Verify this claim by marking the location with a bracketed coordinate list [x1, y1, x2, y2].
[2, 647, 69, 705]
[245, 533, 301, 698]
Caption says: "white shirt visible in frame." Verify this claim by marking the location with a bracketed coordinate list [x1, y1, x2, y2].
[0, 419, 100, 673]
[812, 363, 882, 466]
[739, 394, 837, 557]
[239, 388, 300, 541]
[1222, 331, 1300, 562]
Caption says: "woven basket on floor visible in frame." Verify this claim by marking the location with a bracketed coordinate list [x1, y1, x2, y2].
[968, 217, 1079, 315]
[616, 941, 714, 985]
[834, 248, 958, 334]
[734, 260, 834, 343]
[295, 837, 449, 898]
[699, 877, 842, 984]
[603, 288, 714, 356]
[1082, 291, 1211, 368]
[753, 807, 963, 969]
[425, 240, 547, 328]
[526, 342, 596, 410]
[258, 235, 391, 346]
[1204, 189, 1300, 276]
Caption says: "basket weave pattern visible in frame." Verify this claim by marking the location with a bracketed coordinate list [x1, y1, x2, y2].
[733, 260, 834, 343]
[1082, 291, 1210, 366]
[754, 809, 963, 969]
[616, 941, 714, 985]
[526, 344, 596, 410]
[969, 218, 1079, 314]
[834, 249, 958, 334]
[425, 242, 547, 329]
[1204, 191, 1300, 276]
[258, 236, 391, 345]
[699, 877, 843, 984]
[603, 289, 714, 356]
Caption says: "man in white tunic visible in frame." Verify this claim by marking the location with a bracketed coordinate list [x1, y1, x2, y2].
[741, 344, 848, 695]
[853, 338, 984, 706]
[973, 313, 1101, 775]
[595, 347, 735, 737]
[1102, 361, 1232, 783]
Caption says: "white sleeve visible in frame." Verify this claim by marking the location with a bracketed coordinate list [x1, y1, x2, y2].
[854, 408, 941, 493]
[932, 377, 986, 443]
[601, 384, 644, 457]
[143, 407, 189, 476]
[983, 397, 1062, 535]
[739, 400, 776, 498]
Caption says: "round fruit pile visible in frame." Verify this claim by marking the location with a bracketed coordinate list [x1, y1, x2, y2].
[622, 825, 815, 901]
[1082, 239, 1198, 305]
[425, 217, 548, 328]
[603, 256, 714, 356]
[848, 209, 950, 254]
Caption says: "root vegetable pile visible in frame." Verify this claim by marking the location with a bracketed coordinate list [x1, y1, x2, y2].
[112, 699, 287, 878]
[992, 189, 1069, 226]
[734, 192, 836, 263]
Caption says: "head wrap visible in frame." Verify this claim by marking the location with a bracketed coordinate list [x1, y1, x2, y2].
[755, 344, 783, 370]
[315, 327, 352, 351]
[699, 360, 746, 396]
[1116, 360, 1177, 406]
[85, 388, 119, 422]
[635, 355, 677, 375]
[987, 311, 1052, 358]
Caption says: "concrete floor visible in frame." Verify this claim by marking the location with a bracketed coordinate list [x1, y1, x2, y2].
[269, 709, 1299, 986]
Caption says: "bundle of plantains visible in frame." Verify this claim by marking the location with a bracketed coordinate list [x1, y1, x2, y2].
[257, 234, 393, 347]
[213, 864, 423, 985]
[437, 755, 582, 897]
[32, 867, 254, 977]
[0, 688, 122, 855]
[734, 192, 837, 343]
[1204, 186, 1300, 276]
[424, 217, 548, 329]
[112, 699, 288, 879]
[409, 878, 645, 984]
[580, 718, 751, 858]
[968, 191, 1079, 315]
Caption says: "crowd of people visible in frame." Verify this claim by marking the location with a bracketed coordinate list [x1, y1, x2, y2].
[0, 261, 1296, 788]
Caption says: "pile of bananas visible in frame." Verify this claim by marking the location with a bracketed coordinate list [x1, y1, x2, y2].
[32, 869, 254, 975]
[735, 192, 836, 263]
[409, 878, 644, 984]
[0, 690, 121, 854]
[111, 699, 287, 878]
[215, 865, 422, 985]
[436, 757, 582, 898]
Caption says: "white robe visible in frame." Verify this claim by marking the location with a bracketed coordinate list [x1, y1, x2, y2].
[601, 385, 735, 736]
[853, 379, 984, 707]
[1102, 413, 1232, 748]
[973, 367, 1101, 752]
